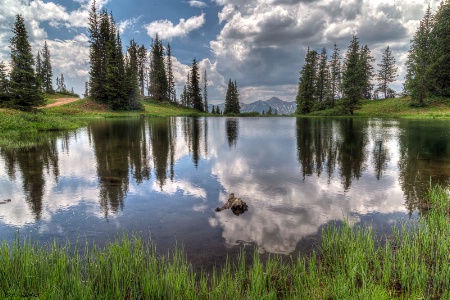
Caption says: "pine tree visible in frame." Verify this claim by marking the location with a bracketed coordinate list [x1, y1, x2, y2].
[376, 46, 398, 98]
[190, 58, 203, 111]
[88, 0, 105, 103]
[35, 51, 43, 91]
[296, 48, 318, 114]
[341, 36, 363, 114]
[41, 41, 53, 93]
[329, 43, 341, 107]
[84, 82, 89, 98]
[104, 13, 128, 109]
[149, 34, 168, 102]
[224, 79, 240, 114]
[166, 42, 176, 102]
[9, 14, 44, 108]
[203, 69, 208, 112]
[137, 45, 147, 97]
[430, 0, 450, 96]
[316, 47, 329, 108]
[404, 5, 434, 105]
[185, 72, 192, 107]
[57, 73, 67, 93]
[124, 39, 141, 109]
[359, 45, 375, 99]
[0, 61, 9, 93]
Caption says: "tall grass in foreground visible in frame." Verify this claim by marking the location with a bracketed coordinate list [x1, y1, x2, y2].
[1, 186, 449, 299]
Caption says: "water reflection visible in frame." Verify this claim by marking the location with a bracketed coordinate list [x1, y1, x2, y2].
[90, 120, 150, 216]
[0, 133, 60, 220]
[0, 117, 449, 259]
[226, 118, 238, 148]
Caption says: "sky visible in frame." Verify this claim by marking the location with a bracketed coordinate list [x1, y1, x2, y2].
[0, 0, 443, 104]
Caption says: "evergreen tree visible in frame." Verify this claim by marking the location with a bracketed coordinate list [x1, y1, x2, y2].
[189, 58, 203, 111]
[341, 36, 363, 114]
[430, 0, 450, 96]
[41, 41, 53, 93]
[56, 73, 67, 93]
[105, 14, 126, 109]
[185, 72, 192, 107]
[9, 14, 44, 108]
[231, 80, 240, 114]
[203, 69, 208, 112]
[181, 84, 187, 107]
[124, 39, 141, 109]
[149, 34, 168, 102]
[137, 45, 147, 97]
[224, 79, 240, 114]
[329, 43, 341, 107]
[35, 51, 43, 90]
[88, 0, 105, 103]
[316, 47, 329, 108]
[0, 61, 9, 93]
[404, 5, 434, 105]
[166, 42, 176, 102]
[359, 45, 375, 99]
[84, 82, 89, 98]
[296, 48, 318, 114]
[376, 46, 398, 98]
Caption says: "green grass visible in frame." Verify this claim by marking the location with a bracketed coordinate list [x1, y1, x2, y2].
[308, 96, 450, 119]
[1, 185, 448, 299]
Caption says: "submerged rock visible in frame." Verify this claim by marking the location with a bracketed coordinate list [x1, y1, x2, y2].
[215, 193, 248, 215]
[0, 199, 11, 204]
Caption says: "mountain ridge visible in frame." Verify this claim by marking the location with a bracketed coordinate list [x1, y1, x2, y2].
[209, 97, 297, 115]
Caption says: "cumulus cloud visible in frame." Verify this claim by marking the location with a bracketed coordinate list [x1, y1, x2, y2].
[145, 14, 206, 40]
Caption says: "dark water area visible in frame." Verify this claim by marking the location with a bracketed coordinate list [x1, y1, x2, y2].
[0, 117, 449, 270]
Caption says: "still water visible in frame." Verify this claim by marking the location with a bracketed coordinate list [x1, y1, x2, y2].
[0, 117, 449, 268]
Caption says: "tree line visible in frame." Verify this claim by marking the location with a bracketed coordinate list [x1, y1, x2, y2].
[0, 15, 78, 110]
[296, 1, 449, 115]
[296, 38, 397, 115]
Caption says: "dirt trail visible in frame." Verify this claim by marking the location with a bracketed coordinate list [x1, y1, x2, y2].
[41, 97, 80, 108]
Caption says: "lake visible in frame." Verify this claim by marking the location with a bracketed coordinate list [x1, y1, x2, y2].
[1, 117, 449, 269]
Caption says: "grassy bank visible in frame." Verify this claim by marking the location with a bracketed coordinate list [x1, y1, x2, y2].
[1, 185, 448, 299]
[309, 96, 450, 118]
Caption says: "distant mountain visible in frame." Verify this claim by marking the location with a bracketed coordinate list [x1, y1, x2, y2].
[208, 97, 296, 115]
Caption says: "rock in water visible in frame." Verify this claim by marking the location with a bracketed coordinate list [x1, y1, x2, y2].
[215, 193, 248, 215]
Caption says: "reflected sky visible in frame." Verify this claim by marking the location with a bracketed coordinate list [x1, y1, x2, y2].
[0, 117, 449, 261]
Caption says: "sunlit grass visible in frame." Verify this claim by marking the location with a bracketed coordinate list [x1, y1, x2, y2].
[1, 185, 448, 299]
[308, 96, 450, 119]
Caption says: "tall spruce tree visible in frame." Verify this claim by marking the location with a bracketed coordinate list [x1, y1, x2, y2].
[166, 42, 176, 102]
[404, 5, 434, 105]
[359, 45, 375, 99]
[224, 79, 240, 114]
[41, 41, 53, 93]
[296, 48, 318, 114]
[149, 34, 168, 102]
[341, 36, 363, 114]
[88, 0, 105, 103]
[329, 43, 341, 107]
[203, 68, 208, 112]
[35, 51, 43, 91]
[124, 39, 140, 109]
[9, 14, 44, 108]
[316, 47, 329, 108]
[430, 0, 450, 96]
[0, 61, 9, 94]
[190, 58, 203, 112]
[376, 46, 397, 98]
[137, 45, 147, 97]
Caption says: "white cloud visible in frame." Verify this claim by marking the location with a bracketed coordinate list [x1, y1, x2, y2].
[188, 0, 208, 8]
[118, 17, 141, 34]
[145, 13, 206, 40]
